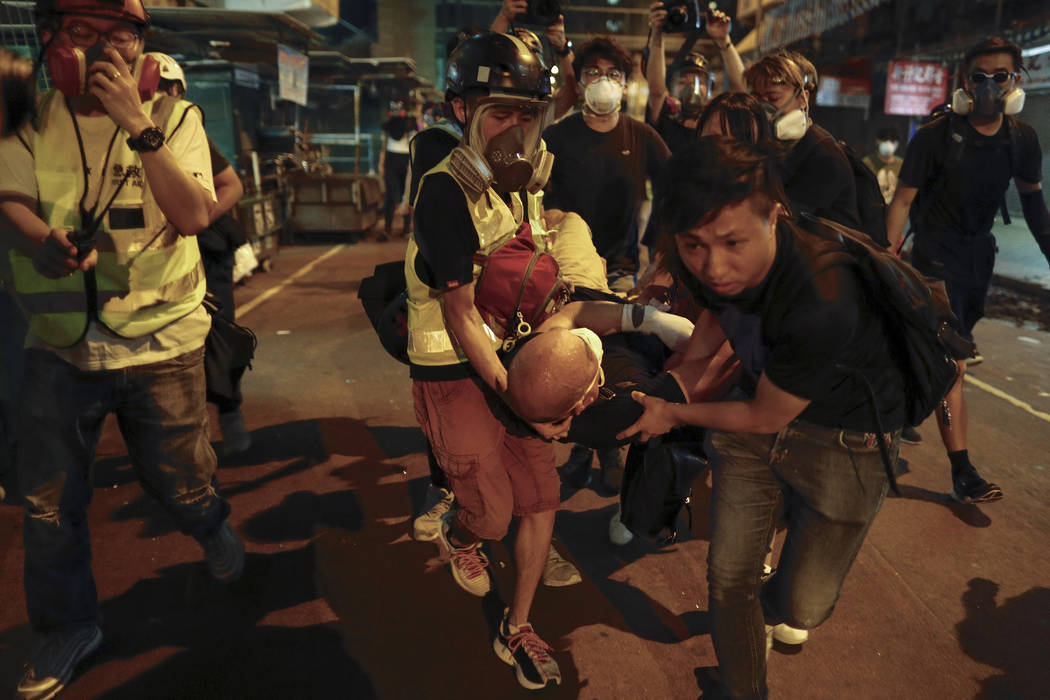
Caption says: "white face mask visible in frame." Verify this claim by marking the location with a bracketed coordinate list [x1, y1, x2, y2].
[772, 107, 808, 141]
[878, 140, 898, 158]
[584, 77, 623, 116]
[568, 327, 604, 367]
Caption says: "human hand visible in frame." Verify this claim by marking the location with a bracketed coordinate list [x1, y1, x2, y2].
[649, 1, 668, 34]
[546, 14, 567, 52]
[88, 47, 151, 135]
[502, 0, 527, 21]
[705, 9, 732, 45]
[616, 391, 676, 441]
[33, 228, 98, 278]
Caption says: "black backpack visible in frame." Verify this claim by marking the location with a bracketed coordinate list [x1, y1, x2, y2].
[619, 435, 708, 546]
[838, 140, 890, 247]
[802, 214, 976, 489]
[358, 261, 410, 365]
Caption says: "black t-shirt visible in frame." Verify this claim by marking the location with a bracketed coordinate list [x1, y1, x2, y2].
[383, 115, 415, 142]
[781, 124, 862, 231]
[410, 171, 484, 381]
[648, 99, 697, 156]
[207, 137, 230, 177]
[542, 113, 670, 273]
[408, 123, 461, 205]
[688, 218, 907, 432]
[899, 114, 1042, 238]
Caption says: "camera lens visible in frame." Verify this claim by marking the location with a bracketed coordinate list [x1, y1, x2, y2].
[667, 6, 687, 26]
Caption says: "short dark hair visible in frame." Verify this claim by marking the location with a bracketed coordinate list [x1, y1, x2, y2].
[697, 92, 774, 145]
[655, 137, 787, 278]
[875, 127, 900, 142]
[572, 36, 633, 81]
[964, 36, 1022, 73]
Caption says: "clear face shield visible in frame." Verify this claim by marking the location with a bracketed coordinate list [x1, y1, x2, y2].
[675, 71, 709, 116]
[455, 93, 554, 194]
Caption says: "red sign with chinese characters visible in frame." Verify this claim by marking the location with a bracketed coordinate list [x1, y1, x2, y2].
[885, 60, 949, 116]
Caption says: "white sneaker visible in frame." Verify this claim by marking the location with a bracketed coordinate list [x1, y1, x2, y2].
[541, 544, 581, 587]
[771, 623, 809, 645]
[609, 507, 634, 545]
[412, 487, 455, 542]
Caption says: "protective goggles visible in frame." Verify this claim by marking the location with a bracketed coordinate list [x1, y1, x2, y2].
[968, 70, 1018, 85]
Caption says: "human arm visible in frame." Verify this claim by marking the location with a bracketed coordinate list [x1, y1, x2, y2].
[1017, 180, 1050, 266]
[443, 281, 508, 393]
[706, 9, 745, 92]
[886, 184, 918, 251]
[90, 47, 211, 236]
[491, 0, 527, 33]
[617, 372, 810, 441]
[547, 15, 578, 120]
[210, 164, 244, 224]
[377, 130, 386, 177]
[0, 198, 97, 276]
[537, 300, 695, 350]
[646, 1, 669, 124]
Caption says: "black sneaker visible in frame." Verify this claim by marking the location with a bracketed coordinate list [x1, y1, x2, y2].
[493, 610, 561, 690]
[951, 466, 1003, 504]
[900, 426, 923, 444]
[16, 622, 102, 700]
[196, 520, 245, 582]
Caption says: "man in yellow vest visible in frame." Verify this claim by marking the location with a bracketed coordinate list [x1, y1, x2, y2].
[0, 2, 242, 697]
[407, 32, 564, 690]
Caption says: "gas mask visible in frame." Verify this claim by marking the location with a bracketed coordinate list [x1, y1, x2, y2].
[675, 73, 708, 117]
[951, 83, 1025, 117]
[762, 98, 808, 141]
[583, 77, 623, 116]
[877, 140, 898, 158]
[46, 41, 159, 101]
[448, 97, 553, 196]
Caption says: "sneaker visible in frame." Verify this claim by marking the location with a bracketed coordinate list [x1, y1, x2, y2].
[16, 622, 102, 700]
[493, 609, 562, 690]
[196, 520, 245, 583]
[412, 486, 455, 542]
[541, 544, 581, 587]
[609, 506, 634, 545]
[438, 525, 491, 597]
[951, 466, 1003, 504]
[597, 446, 625, 492]
[964, 352, 984, 366]
[771, 623, 809, 645]
[562, 444, 593, 488]
[764, 624, 774, 660]
[218, 410, 252, 454]
[900, 426, 923, 445]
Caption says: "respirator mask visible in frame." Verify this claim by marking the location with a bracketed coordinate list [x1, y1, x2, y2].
[762, 95, 808, 142]
[448, 96, 553, 195]
[675, 72, 709, 117]
[951, 69, 1025, 116]
[46, 41, 159, 101]
[877, 140, 898, 158]
[583, 77, 624, 116]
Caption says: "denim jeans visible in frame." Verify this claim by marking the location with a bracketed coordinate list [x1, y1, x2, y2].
[18, 346, 229, 634]
[707, 421, 898, 700]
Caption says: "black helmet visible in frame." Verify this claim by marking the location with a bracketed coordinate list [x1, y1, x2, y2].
[445, 32, 551, 102]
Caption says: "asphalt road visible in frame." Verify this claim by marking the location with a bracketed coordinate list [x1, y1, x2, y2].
[1, 240, 1048, 699]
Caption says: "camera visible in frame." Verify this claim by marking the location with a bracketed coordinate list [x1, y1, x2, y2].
[519, 0, 561, 27]
[660, 0, 705, 33]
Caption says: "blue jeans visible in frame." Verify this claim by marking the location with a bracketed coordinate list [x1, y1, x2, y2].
[707, 421, 898, 699]
[18, 346, 229, 634]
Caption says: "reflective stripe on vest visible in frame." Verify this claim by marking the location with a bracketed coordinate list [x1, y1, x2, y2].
[406, 156, 547, 367]
[8, 90, 206, 348]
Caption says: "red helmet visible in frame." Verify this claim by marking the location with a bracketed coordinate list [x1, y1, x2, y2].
[37, 0, 150, 28]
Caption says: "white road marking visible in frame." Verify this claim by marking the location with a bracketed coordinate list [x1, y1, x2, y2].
[236, 245, 346, 319]
[965, 374, 1050, 423]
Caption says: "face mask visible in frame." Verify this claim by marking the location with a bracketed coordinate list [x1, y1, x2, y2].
[46, 42, 159, 101]
[878, 140, 897, 158]
[760, 98, 808, 141]
[952, 84, 1026, 116]
[675, 74, 707, 117]
[584, 77, 623, 116]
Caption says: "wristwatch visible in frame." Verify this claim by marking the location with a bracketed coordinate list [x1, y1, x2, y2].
[126, 126, 165, 152]
[555, 39, 573, 58]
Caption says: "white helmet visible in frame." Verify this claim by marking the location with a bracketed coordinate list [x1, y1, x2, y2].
[146, 51, 186, 92]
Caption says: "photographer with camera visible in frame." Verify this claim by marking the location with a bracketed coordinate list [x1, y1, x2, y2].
[491, 0, 577, 121]
[0, 2, 244, 696]
[645, 2, 745, 154]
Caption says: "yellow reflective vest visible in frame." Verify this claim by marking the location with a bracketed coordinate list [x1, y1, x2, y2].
[8, 90, 207, 348]
[406, 156, 546, 367]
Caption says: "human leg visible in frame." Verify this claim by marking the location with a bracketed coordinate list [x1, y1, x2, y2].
[706, 431, 783, 700]
[763, 423, 892, 631]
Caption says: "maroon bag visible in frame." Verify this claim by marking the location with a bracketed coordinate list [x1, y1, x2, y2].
[473, 222, 570, 350]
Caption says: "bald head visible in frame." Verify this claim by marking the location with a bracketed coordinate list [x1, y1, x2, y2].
[507, 329, 599, 423]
